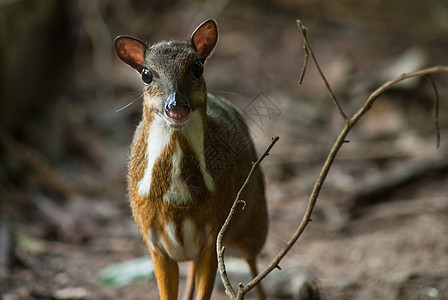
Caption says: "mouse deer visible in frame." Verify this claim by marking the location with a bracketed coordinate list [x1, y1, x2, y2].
[114, 19, 268, 300]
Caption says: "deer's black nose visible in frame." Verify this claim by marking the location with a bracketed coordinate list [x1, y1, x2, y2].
[164, 92, 191, 122]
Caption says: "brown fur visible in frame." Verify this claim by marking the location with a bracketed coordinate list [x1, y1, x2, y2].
[116, 20, 267, 300]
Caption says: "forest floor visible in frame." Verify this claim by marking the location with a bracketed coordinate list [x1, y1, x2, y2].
[1, 1, 448, 299]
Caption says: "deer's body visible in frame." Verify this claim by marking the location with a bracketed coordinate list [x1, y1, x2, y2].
[115, 20, 267, 300]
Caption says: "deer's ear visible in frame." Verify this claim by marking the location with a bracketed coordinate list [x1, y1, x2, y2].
[190, 19, 218, 62]
[114, 36, 147, 71]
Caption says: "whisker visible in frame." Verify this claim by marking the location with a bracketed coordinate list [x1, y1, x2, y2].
[208, 85, 242, 97]
[217, 90, 240, 96]
[115, 101, 136, 113]
[115, 93, 144, 113]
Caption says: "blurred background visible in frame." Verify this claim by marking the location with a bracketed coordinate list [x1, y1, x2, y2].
[1, 0, 448, 299]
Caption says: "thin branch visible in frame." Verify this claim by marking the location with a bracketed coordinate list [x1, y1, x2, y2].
[216, 202, 242, 298]
[217, 19, 448, 299]
[239, 65, 448, 299]
[298, 24, 309, 84]
[297, 19, 348, 121]
[241, 120, 351, 296]
[216, 136, 279, 300]
[426, 74, 441, 148]
[349, 66, 448, 128]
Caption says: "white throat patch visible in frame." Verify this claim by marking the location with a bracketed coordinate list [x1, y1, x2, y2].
[163, 143, 192, 205]
[182, 111, 215, 191]
[138, 115, 172, 196]
[137, 111, 215, 200]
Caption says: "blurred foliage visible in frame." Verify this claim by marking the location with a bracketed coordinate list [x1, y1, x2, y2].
[98, 257, 154, 286]
[0, 0, 76, 134]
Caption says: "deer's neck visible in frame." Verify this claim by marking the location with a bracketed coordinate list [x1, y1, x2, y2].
[137, 110, 214, 205]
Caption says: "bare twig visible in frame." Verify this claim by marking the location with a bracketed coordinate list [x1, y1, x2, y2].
[268, 68, 448, 292]
[425, 74, 441, 148]
[349, 66, 448, 128]
[218, 18, 448, 300]
[298, 24, 309, 85]
[297, 19, 348, 121]
[217, 136, 279, 299]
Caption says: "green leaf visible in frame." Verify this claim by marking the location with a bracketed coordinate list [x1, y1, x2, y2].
[97, 257, 154, 286]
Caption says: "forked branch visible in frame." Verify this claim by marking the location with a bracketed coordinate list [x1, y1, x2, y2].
[217, 19, 448, 299]
[297, 20, 348, 120]
[216, 136, 279, 299]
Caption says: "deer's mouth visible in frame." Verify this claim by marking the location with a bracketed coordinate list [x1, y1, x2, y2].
[165, 106, 190, 127]
[164, 105, 191, 129]
[163, 93, 191, 129]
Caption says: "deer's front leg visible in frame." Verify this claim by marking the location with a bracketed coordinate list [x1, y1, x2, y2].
[150, 249, 179, 300]
[183, 261, 196, 300]
[194, 244, 218, 300]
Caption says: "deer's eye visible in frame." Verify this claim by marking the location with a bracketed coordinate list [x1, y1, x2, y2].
[141, 67, 153, 84]
[192, 60, 204, 78]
